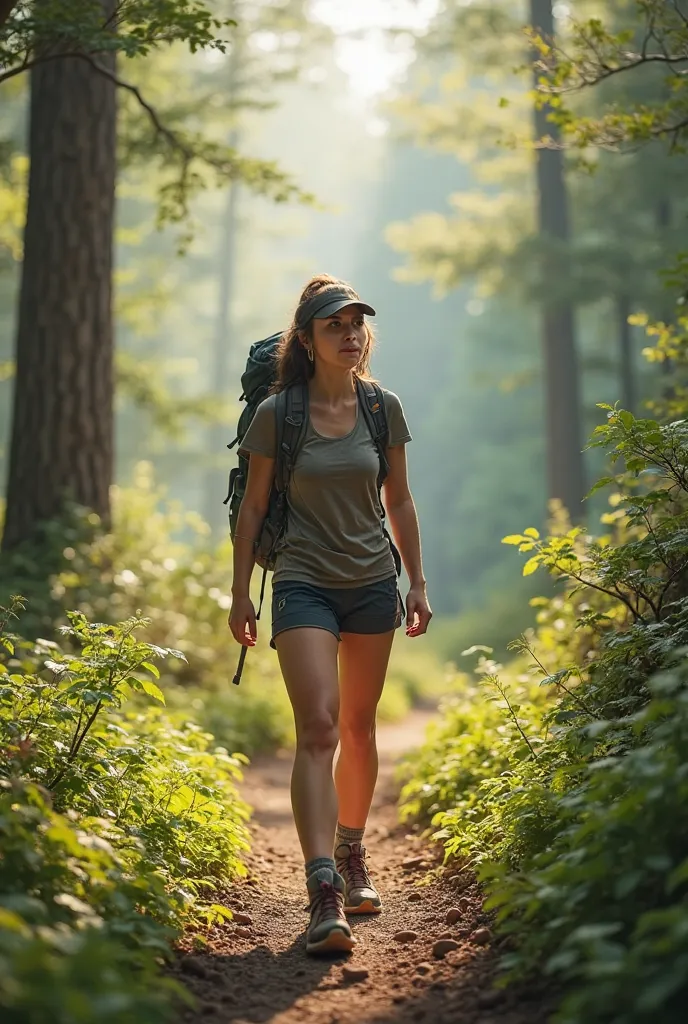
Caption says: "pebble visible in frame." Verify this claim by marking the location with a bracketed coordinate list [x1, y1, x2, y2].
[341, 965, 369, 984]
[445, 907, 462, 925]
[402, 856, 425, 870]
[459, 896, 471, 913]
[408, 891, 422, 902]
[471, 927, 492, 946]
[394, 930, 419, 943]
[233, 912, 253, 926]
[436, 931, 453, 940]
[234, 927, 252, 939]
[432, 938, 460, 960]
[415, 962, 433, 975]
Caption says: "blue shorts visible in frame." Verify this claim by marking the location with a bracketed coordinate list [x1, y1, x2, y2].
[270, 575, 403, 648]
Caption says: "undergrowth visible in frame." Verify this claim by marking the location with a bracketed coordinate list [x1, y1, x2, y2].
[401, 330, 688, 1023]
[0, 599, 249, 1023]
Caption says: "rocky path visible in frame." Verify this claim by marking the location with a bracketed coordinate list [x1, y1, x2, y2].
[174, 711, 554, 1024]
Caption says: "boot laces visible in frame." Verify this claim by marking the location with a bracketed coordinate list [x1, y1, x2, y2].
[310, 880, 342, 924]
[346, 843, 371, 889]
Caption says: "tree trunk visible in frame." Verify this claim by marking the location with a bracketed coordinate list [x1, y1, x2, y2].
[617, 294, 635, 413]
[203, 173, 240, 536]
[204, 11, 242, 537]
[656, 197, 675, 394]
[530, 0, 585, 519]
[2, 14, 116, 551]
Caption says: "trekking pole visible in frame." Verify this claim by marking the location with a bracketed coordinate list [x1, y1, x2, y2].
[232, 645, 248, 686]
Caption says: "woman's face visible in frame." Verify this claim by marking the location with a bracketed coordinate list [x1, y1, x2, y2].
[306, 304, 368, 371]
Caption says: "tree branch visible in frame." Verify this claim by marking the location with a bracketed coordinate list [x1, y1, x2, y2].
[0, 48, 236, 184]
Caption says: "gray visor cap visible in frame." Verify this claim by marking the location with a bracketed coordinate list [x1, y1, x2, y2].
[314, 297, 376, 320]
[297, 288, 376, 328]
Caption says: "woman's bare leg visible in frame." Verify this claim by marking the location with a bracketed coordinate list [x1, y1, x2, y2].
[275, 626, 340, 862]
[335, 630, 395, 829]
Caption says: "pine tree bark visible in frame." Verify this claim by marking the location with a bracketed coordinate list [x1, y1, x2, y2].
[2, 20, 116, 551]
[530, 0, 585, 519]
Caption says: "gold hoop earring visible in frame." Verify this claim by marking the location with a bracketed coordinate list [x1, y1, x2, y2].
[307, 346, 314, 363]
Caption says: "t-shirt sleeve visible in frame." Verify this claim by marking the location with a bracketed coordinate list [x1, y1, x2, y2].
[238, 394, 277, 458]
[383, 389, 412, 447]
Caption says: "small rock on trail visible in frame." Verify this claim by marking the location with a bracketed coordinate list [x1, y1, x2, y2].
[341, 965, 369, 984]
[171, 710, 556, 1024]
[432, 938, 460, 960]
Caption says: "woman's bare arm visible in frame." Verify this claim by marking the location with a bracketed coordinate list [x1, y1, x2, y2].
[382, 444, 432, 637]
[229, 452, 274, 645]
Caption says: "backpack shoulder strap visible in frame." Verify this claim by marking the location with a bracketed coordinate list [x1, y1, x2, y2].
[275, 383, 308, 493]
[356, 378, 389, 487]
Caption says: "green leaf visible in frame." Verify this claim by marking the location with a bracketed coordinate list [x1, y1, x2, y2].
[523, 527, 540, 539]
[502, 534, 524, 545]
[522, 557, 541, 577]
[585, 476, 614, 498]
[139, 678, 166, 704]
[142, 661, 160, 680]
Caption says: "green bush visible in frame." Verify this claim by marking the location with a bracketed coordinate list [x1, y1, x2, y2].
[401, 398, 688, 1024]
[0, 599, 249, 1022]
[0, 781, 182, 1024]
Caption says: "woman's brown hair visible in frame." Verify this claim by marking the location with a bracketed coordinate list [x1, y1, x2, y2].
[274, 274, 376, 391]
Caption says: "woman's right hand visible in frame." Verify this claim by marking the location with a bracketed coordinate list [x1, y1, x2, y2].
[228, 595, 258, 647]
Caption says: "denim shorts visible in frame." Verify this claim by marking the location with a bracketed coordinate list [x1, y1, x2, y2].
[270, 575, 403, 648]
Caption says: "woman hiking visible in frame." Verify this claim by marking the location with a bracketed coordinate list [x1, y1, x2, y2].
[229, 274, 432, 955]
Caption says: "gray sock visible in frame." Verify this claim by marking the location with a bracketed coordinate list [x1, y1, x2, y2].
[335, 823, 365, 850]
[305, 856, 336, 880]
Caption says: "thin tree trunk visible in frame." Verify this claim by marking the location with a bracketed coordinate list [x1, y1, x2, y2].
[617, 294, 635, 413]
[204, 6, 241, 536]
[204, 171, 240, 535]
[530, 0, 585, 519]
[656, 198, 675, 394]
[2, 3, 116, 551]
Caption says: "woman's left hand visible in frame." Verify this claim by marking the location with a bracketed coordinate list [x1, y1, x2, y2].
[405, 584, 433, 638]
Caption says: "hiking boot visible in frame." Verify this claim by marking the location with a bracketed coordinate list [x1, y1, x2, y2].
[305, 867, 355, 954]
[335, 842, 382, 914]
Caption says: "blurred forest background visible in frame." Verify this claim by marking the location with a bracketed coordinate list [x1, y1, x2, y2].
[4, 0, 679, 663]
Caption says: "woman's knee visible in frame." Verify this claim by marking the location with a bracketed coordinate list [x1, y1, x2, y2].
[339, 713, 376, 747]
[296, 708, 339, 756]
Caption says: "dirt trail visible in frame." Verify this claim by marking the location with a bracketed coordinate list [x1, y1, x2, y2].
[174, 711, 553, 1024]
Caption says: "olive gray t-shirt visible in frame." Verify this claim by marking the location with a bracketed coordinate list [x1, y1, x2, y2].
[239, 388, 411, 588]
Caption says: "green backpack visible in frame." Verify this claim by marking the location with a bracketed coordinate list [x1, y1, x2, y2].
[224, 331, 400, 683]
